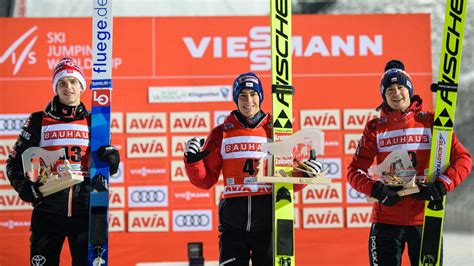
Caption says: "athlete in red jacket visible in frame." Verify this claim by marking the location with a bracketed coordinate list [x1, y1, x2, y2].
[7, 58, 120, 266]
[347, 60, 471, 266]
[184, 72, 322, 266]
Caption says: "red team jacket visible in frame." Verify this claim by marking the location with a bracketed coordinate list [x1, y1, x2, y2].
[347, 96, 472, 226]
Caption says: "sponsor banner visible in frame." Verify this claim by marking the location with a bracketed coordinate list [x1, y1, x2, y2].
[171, 135, 206, 157]
[127, 136, 167, 158]
[344, 133, 362, 155]
[302, 182, 343, 204]
[0, 114, 29, 136]
[214, 185, 224, 206]
[213, 110, 232, 127]
[109, 162, 124, 184]
[0, 164, 9, 185]
[294, 190, 300, 205]
[126, 112, 167, 133]
[128, 210, 169, 232]
[303, 207, 344, 229]
[109, 210, 125, 232]
[170, 112, 210, 133]
[110, 112, 124, 134]
[346, 207, 372, 228]
[172, 209, 213, 232]
[343, 109, 379, 130]
[109, 186, 126, 208]
[0, 211, 31, 234]
[294, 207, 300, 229]
[345, 183, 369, 203]
[171, 160, 188, 182]
[128, 185, 168, 208]
[0, 189, 32, 210]
[300, 109, 341, 130]
[323, 132, 342, 156]
[148, 85, 232, 103]
[0, 139, 16, 161]
[320, 157, 342, 179]
[170, 184, 212, 207]
[127, 160, 168, 184]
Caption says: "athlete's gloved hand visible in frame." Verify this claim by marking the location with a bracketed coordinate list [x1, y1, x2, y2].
[371, 181, 402, 206]
[184, 137, 210, 163]
[98, 145, 120, 175]
[414, 180, 447, 201]
[295, 149, 323, 177]
[19, 179, 43, 207]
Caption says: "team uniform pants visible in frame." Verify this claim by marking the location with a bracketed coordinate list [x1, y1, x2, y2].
[219, 230, 272, 266]
[30, 209, 88, 266]
[368, 222, 443, 266]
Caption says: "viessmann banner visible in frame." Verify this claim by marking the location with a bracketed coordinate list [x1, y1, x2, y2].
[0, 15, 432, 265]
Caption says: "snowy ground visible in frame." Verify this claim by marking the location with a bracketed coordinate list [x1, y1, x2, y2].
[444, 232, 474, 266]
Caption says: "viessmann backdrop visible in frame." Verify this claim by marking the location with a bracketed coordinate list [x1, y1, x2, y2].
[0, 14, 433, 265]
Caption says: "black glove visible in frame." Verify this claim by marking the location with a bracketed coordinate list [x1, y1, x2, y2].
[184, 137, 210, 163]
[371, 181, 402, 206]
[414, 181, 447, 201]
[97, 145, 120, 175]
[19, 180, 43, 207]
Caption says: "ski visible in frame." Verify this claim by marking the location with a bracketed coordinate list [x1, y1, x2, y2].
[270, 0, 295, 265]
[88, 0, 114, 265]
[419, 0, 468, 265]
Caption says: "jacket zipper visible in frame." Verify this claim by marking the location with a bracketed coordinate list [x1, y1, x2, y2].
[246, 196, 252, 231]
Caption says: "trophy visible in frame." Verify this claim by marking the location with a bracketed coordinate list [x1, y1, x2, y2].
[368, 150, 419, 202]
[22, 147, 84, 197]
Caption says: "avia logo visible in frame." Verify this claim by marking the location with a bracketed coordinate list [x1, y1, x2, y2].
[127, 137, 167, 158]
[1, 26, 39, 76]
[303, 183, 342, 203]
[303, 208, 343, 228]
[171, 161, 187, 181]
[170, 112, 210, 133]
[301, 110, 340, 130]
[0, 190, 32, 210]
[344, 134, 362, 155]
[0, 164, 8, 184]
[346, 207, 372, 228]
[108, 211, 124, 232]
[110, 113, 123, 133]
[109, 187, 125, 208]
[183, 26, 382, 71]
[126, 112, 166, 133]
[128, 211, 169, 232]
[344, 109, 379, 130]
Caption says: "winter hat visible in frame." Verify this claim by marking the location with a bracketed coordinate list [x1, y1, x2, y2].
[379, 59, 414, 102]
[232, 72, 264, 105]
[52, 57, 86, 94]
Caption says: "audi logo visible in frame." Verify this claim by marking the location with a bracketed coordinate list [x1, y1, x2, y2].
[130, 190, 166, 203]
[31, 255, 46, 266]
[348, 187, 368, 199]
[175, 214, 210, 227]
[0, 118, 25, 131]
[322, 162, 340, 175]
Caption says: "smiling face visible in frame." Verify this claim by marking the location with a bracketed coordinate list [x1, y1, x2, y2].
[55, 77, 83, 106]
[237, 89, 260, 118]
[385, 84, 411, 112]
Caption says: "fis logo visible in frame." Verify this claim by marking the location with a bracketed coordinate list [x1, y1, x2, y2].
[1, 27, 38, 76]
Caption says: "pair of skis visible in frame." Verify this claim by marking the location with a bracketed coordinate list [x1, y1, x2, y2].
[419, 0, 468, 265]
[88, 0, 114, 265]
